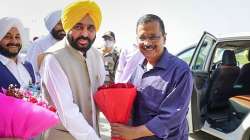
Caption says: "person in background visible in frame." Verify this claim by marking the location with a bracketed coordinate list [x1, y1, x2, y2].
[111, 14, 193, 140]
[39, 0, 105, 140]
[100, 31, 119, 83]
[0, 17, 35, 90]
[25, 9, 65, 82]
[114, 43, 143, 83]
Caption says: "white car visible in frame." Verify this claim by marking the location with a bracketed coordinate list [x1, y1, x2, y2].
[179, 31, 250, 140]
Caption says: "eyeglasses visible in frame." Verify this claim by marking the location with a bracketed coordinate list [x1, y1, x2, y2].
[137, 35, 162, 42]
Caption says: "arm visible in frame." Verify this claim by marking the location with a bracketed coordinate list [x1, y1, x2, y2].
[111, 123, 153, 140]
[40, 54, 100, 140]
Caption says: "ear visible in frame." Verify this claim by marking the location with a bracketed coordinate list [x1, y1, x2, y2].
[163, 33, 167, 44]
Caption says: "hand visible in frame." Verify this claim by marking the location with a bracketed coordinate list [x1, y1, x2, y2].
[111, 123, 139, 140]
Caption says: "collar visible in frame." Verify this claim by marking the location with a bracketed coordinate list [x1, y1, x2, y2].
[65, 38, 86, 58]
[0, 54, 22, 65]
[154, 48, 169, 70]
[140, 47, 169, 70]
[103, 49, 114, 56]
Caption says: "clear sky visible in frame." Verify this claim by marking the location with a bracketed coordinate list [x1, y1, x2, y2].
[1, 0, 250, 54]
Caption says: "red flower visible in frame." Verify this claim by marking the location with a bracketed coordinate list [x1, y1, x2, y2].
[28, 96, 38, 103]
[1, 84, 56, 112]
[48, 105, 57, 112]
[94, 83, 137, 140]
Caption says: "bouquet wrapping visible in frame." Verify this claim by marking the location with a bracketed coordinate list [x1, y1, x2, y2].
[94, 83, 137, 140]
[0, 84, 59, 139]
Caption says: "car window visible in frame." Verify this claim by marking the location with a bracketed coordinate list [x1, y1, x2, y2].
[212, 48, 224, 63]
[235, 49, 250, 67]
[211, 48, 230, 70]
[193, 37, 215, 70]
[212, 48, 250, 69]
[177, 47, 195, 64]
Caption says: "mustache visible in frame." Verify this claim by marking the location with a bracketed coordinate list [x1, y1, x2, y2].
[75, 36, 91, 43]
[7, 43, 21, 47]
[56, 30, 65, 34]
[143, 45, 155, 49]
[56, 30, 66, 36]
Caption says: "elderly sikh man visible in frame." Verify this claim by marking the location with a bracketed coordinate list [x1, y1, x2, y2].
[0, 17, 35, 90]
[39, 0, 105, 140]
[26, 9, 65, 82]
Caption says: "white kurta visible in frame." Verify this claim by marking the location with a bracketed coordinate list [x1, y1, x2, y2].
[40, 41, 105, 140]
[25, 34, 58, 81]
[0, 54, 32, 87]
[115, 44, 144, 83]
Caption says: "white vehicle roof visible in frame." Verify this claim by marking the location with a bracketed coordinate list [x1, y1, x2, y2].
[215, 32, 250, 42]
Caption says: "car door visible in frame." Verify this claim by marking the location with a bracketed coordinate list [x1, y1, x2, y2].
[188, 31, 216, 132]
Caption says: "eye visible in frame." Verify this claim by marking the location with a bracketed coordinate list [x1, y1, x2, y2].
[73, 24, 83, 30]
[4, 35, 12, 40]
[87, 25, 95, 32]
[15, 36, 21, 40]
[138, 36, 146, 41]
[149, 35, 161, 41]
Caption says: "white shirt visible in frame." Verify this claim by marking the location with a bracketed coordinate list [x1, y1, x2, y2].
[25, 33, 58, 81]
[0, 54, 32, 87]
[40, 54, 100, 140]
[115, 44, 144, 83]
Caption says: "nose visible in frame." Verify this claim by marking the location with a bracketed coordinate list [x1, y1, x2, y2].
[10, 36, 19, 44]
[79, 27, 89, 37]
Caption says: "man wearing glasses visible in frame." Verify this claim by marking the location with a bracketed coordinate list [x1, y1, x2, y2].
[111, 14, 193, 140]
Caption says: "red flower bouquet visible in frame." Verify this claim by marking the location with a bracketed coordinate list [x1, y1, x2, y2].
[94, 83, 137, 140]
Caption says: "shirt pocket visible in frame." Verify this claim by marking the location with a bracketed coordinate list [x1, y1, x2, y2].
[140, 76, 170, 111]
[141, 85, 168, 112]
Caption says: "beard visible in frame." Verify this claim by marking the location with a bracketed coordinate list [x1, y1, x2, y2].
[67, 34, 96, 55]
[51, 28, 66, 40]
[0, 43, 22, 58]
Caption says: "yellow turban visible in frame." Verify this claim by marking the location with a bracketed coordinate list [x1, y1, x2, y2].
[61, 0, 102, 33]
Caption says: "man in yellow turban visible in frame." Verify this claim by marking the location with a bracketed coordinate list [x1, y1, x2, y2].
[39, 1, 105, 140]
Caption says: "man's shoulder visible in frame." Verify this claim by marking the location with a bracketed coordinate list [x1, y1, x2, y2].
[113, 47, 121, 54]
[168, 52, 190, 72]
[45, 40, 65, 53]
[87, 47, 103, 59]
[109, 48, 119, 59]
[89, 47, 101, 54]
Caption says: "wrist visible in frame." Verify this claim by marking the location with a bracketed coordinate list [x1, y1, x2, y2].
[134, 125, 154, 138]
